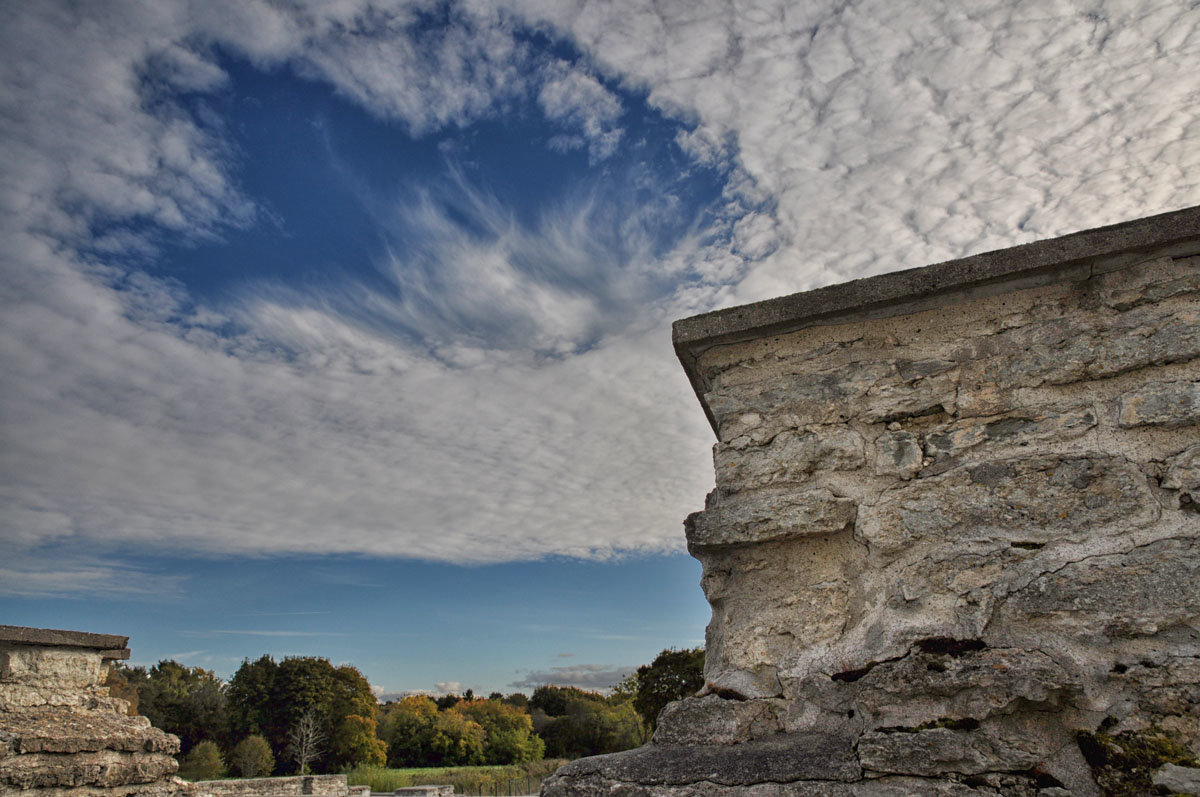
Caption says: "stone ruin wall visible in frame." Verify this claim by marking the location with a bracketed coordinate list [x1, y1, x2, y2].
[545, 207, 1200, 796]
[0, 626, 182, 796]
[0, 625, 350, 797]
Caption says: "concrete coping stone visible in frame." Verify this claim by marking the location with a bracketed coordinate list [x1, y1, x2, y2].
[0, 624, 131, 658]
[672, 204, 1200, 434]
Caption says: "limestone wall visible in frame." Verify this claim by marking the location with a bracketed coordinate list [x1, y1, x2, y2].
[545, 206, 1200, 796]
[0, 625, 183, 796]
[0, 626, 353, 797]
[188, 775, 348, 797]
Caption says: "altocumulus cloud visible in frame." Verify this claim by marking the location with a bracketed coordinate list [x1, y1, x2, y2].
[2, 0, 1199, 595]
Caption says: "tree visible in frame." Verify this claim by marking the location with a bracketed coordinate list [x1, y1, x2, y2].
[455, 699, 545, 764]
[330, 714, 386, 768]
[227, 655, 378, 773]
[429, 709, 485, 766]
[178, 739, 225, 781]
[631, 648, 704, 730]
[287, 708, 325, 775]
[380, 695, 438, 767]
[119, 661, 228, 754]
[230, 734, 275, 778]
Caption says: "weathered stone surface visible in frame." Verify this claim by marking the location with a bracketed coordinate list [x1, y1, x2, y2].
[0, 647, 105, 689]
[708, 357, 958, 433]
[715, 428, 864, 492]
[857, 455, 1157, 557]
[543, 733, 860, 790]
[686, 488, 856, 548]
[1002, 536, 1200, 639]
[1164, 443, 1200, 499]
[872, 430, 921, 479]
[697, 534, 866, 688]
[652, 696, 784, 746]
[555, 213, 1200, 795]
[1096, 255, 1200, 311]
[853, 648, 1078, 728]
[1116, 379, 1200, 428]
[957, 303, 1200, 416]
[0, 749, 179, 788]
[0, 708, 178, 754]
[1152, 762, 1200, 793]
[921, 404, 1097, 475]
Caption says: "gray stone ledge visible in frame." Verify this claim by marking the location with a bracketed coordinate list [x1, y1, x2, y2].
[674, 205, 1200, 434]
[546, 732, 861, 786]
[0, 624, 130, 657]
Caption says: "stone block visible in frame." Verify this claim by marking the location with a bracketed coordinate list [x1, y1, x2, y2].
[857, 455, 1157, 557]
[714, 428, 864, 492]
[1002, 536, 1200, 639]
[957, 304, 1200, 415]
[686, 488, 857, 548]
[1116, 380, 1200, 428]
[921, 403, 1096, 475]
[872, 430, 921, 479]
[1095, 255, 1200, 311]
[853, 648, 1078, 728]
[542, 733, 860, 791]
[1152, 762, 1200, 794]
[652, 696, 783, 745]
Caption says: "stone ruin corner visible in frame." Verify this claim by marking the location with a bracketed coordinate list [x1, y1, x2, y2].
[544, 205, 1200, 796]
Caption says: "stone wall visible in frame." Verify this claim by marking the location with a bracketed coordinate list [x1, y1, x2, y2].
[0, 625, 183, 795]
[188, 775, 348, 797]
[544, 206, 1200, 796]
[0, 626, 353, 797]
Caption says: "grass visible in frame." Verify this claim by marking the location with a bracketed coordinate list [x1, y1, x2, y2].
[344, 759, 566, 794]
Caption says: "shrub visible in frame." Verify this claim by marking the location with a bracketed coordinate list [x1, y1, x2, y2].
[230, 734, 274, 778]
[178, 739, 225, 781]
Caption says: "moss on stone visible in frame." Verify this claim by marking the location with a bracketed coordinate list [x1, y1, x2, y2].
[1076, 726, 1199, 796]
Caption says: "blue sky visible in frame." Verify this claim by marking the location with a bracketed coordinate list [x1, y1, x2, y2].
[2, 0, 1198, 695]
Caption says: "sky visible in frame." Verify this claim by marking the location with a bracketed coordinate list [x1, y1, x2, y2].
[1, 0, 1198, 697]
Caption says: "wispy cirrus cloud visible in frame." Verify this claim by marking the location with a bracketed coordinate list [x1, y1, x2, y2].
[2, 0, 1199, 600]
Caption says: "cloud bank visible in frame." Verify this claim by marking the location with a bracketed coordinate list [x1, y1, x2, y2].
[2, 0, 1199, 593]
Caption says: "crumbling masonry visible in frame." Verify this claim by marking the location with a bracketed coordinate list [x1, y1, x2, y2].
[544, 206, 1200, 795]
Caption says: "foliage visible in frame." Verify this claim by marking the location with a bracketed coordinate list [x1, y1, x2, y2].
[429, 708, 486, 766]
[629, 647, 705, 730]
[227, 654, 378, 773]
[344, 760, 567, 794]
[178, 739, 225, 781]
[229, 734, 275, 778]
[331, 714, 386, 768]
[454, 699, 545, 764]
[379, 695, 439, 767]
[536, 694, 646, 759]
[117, 661, 227, 754]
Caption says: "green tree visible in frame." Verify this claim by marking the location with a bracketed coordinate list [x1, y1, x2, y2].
[226, 655, 278, 749]
[229, 734, 274, 778]
[429, 709, 485, 766]
[331, 714, 386, 768]
[227, 655, 378, 773]
[379, 695, 438, 767]
[120, 661, 228, 754]
[531, 687, 647, 759]
[178, 739, 225, 781]
[631, 648, 704, 730]
[455, 699, 545, 764]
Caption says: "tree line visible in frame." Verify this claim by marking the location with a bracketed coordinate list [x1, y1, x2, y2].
[108, 647, 704, 779]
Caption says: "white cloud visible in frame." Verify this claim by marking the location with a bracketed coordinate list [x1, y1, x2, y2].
[3, 0, 1200, 595]
[538, 59, 624, 161]
[510, 663, 633, 692]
